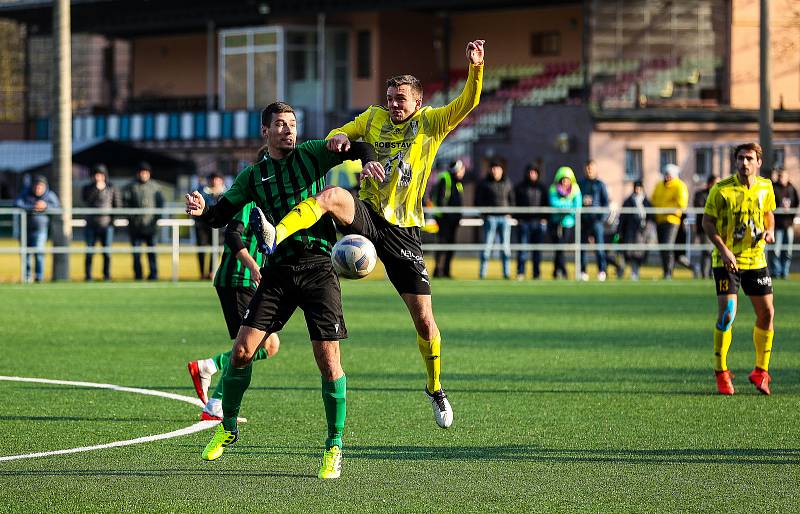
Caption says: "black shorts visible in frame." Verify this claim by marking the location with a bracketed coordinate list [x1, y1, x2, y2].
[215, 285, 256, 339]
[713, 267, 773, 296]
[341, 193, 431, 295]
[242, 258, 347, 341]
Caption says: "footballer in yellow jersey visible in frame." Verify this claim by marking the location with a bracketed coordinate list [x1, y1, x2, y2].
[701, 143, 776, 396]
[704, 173, 776, 270]
[327, 65, 482, 228]
[263, 39, 486, 429]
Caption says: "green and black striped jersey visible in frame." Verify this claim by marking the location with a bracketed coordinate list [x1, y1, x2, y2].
[213, 202, 264, 288]
[201, 139, 375, 265]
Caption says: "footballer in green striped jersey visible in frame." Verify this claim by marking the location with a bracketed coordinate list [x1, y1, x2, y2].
[213, 202, 264, 288]
[185, 102, 375, 479]
[245, 39, 486, 430]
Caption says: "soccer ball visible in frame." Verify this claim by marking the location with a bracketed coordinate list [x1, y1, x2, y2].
[331, 234, 377, 279]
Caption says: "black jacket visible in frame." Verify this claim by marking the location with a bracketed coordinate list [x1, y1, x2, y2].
[475, 178, 514, 210]
[514, 178, 548, 221]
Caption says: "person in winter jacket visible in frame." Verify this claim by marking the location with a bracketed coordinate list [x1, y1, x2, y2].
[514, 163, 548, 279]
[548, 166, 582, 279]
[433, 160, 466, 278]
[577, 160, 609, 281]
[618, 180, 653, 280]
[82, 164, 121, 281]
[475, 162, 514, 279]
[651, 163, 688, 279]
[15, 175, 61, 282]
[122, 161, 164, 280]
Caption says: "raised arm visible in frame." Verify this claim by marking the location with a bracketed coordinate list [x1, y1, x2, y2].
[429, 40, 485, 133]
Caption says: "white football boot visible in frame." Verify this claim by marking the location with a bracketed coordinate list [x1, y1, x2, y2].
[425, 387, 453, 428]
[249, 206, 277, 255]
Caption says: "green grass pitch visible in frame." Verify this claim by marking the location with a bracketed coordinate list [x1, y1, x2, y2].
[1, 279, 799, 513]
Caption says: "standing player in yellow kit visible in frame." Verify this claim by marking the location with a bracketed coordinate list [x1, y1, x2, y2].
[254, 39, 485, 428]
[702, 142, 777, 395]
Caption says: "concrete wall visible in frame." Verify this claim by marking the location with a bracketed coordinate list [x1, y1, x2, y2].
[473, 105, 592, 187]
[730, 0, 800, 109]
[132, 34, 211, 98]
[449, 6, 584, 66]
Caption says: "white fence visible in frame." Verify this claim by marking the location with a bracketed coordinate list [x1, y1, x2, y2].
[1, 206, 797, 283]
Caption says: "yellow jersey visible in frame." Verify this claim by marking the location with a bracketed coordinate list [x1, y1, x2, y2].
[703, 174, 776, 270]
[650, 178, 688, 225]
[327, 64, 483, 227]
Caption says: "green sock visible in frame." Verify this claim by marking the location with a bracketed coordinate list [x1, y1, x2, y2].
[211, 351, 229, 372]
[321, 375, 347, 449]
[221, 364, 252, 432]
[211, 348, 269, 400]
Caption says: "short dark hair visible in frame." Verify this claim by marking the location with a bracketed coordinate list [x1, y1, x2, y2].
[261, 102, 295, 126]
[207, 172, 222, 182]
[386, 75, 422, 99]
[734, 142, 763, 161]
[489, 161, 504, 170]
[137, 161, 151, 172]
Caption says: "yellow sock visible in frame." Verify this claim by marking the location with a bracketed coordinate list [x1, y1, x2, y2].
[713, 327, 732, 372]
[417, 333, 441, 393]
[753, 326, 774, 371]
[275, 198, 323, 245]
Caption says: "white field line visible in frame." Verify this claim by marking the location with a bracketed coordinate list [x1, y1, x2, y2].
[0, 375, 216, 463]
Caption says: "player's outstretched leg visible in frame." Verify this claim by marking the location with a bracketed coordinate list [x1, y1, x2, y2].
[250, 206, 277, 254]
[187, 359, 216, 404]
[202, 423, 239, 461]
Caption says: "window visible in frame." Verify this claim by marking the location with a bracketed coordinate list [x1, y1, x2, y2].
[695, 148, 713, 178]
[625, 148, 643, 181]
[219, 25, 349, 123]
[659, 148, 677, 172]
[531, 32, 560, 56]
[356, 31, 371, 79]
[774, 147, 785, 171]
[220, 27, 280, 110]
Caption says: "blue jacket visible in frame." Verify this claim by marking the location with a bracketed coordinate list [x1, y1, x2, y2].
[16, 182, 61, 234]
[577, 177, 609, 223]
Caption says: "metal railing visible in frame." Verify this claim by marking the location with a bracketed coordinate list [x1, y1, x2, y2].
[1, 206, 797, 283]
[0, 207, 220, 283]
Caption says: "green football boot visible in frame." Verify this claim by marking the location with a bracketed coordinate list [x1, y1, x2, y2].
[202, 424, 239, 461]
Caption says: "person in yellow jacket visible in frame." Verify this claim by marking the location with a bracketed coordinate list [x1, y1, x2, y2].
[252, 39, 486, 429]
[651, 163, 688, 278]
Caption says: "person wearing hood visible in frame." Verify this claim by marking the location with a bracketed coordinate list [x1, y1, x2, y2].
[15, 175, 61, 282]
[651, 163, 688, 279]
[618, 180, 653, 280]
[548, 166, 582, 279]
[475, 161, 515, 279]
[514, 163, 548, 280]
